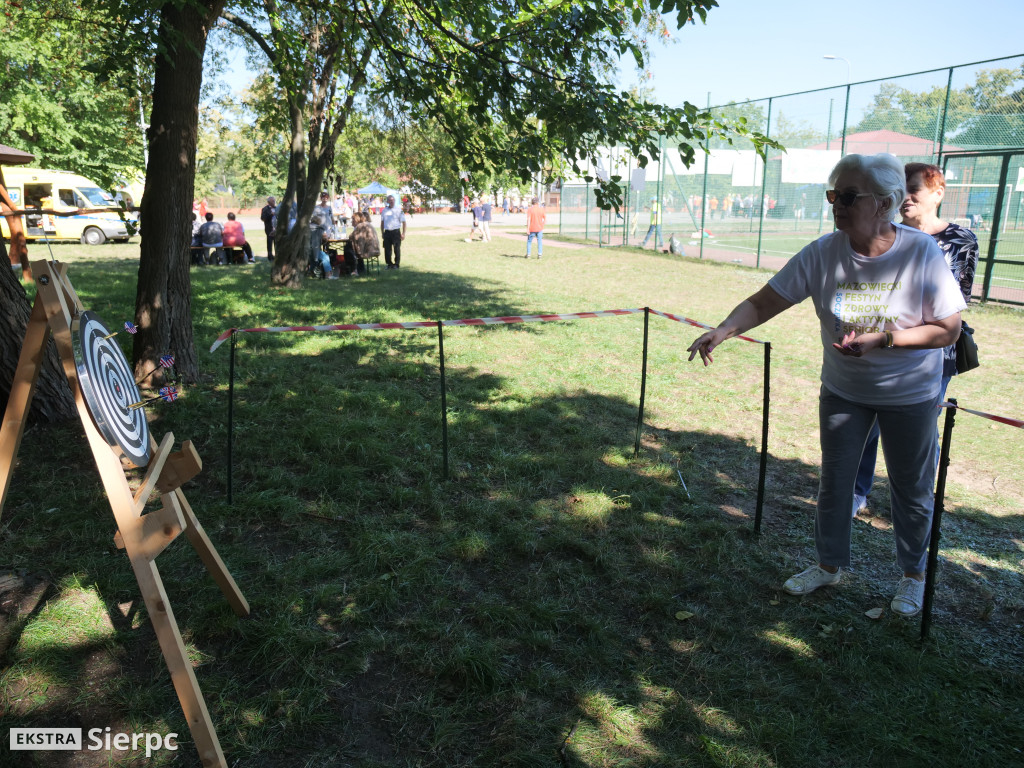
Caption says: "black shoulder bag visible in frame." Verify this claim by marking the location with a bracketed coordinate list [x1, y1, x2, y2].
[955, 320, 980, 373]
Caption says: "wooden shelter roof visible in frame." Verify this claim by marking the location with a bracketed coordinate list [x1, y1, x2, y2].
[0, 144, 35, 165]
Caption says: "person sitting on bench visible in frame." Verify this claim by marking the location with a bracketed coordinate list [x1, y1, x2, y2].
[190, 213, 206, 265]
[223, 212, 254, 263]
[199, 212, 224, 265]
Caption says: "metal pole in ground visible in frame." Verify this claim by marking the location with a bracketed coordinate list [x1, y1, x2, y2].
[227, 329, 236, 505]
[634, 307, 650, 457]
[754, 342, 771, 536]
[922, 398, 957, 640]
[437, 321, 449, 480]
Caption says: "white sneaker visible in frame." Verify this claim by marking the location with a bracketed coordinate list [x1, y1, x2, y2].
[852, 494, 868, 517]
[891, 576, 925, 617]
[783, 565, 841, 595]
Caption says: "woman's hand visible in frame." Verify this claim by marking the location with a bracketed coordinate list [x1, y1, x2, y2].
[686, 287, 793, 366]
[687, 327, 730, 366]
[832, 331, 885, 357]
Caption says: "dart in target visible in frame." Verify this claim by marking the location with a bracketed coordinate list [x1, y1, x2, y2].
[72, 311, 151, 467]
[137, 354, 177, 387]
[129, 386, 180, 410]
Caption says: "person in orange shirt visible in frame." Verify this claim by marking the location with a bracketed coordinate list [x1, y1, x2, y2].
[525, 197, 546, 258]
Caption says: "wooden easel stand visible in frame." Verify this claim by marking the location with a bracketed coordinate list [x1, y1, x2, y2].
[0, 260, 248, 768]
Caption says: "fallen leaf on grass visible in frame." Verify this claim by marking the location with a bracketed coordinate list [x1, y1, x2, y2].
[769, 600, 780, 606]
[675, 611, 695, 621]
[864, 607, 884, 620]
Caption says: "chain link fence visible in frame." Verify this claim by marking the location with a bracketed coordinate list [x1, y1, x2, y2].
[559, 55, 1024, 304]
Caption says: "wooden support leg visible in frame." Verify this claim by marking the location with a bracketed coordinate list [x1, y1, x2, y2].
[0, 296, 51, 517]
[130, 556, 227, 768]
[171, 488, 249, 618]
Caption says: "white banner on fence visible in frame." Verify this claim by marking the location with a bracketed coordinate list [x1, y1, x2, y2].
[731, 151, 765, 187]
[663, 148, 741, 176]
[781, 149, 842, 184]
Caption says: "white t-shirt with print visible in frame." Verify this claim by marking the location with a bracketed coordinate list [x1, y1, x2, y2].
[768, 224, 966, 406]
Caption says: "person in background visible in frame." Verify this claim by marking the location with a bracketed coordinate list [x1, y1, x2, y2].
[222, 211, 254, 263]
[198, 212, 224, 265]
[479, 197, 493, 242]
[338, 193, 352, 236]
[190, 213, 204, 265]
[852, 162, 979, 517]
[467, 199, 483, 241]
[351, 210, 380, 272]
[687, 153, 964, 618]
[380, 194, 407, 269]
[315, 191, 336, 239]
[332, 192, 344, 230]
[341, 212, 362, 276]
[502, 196, 510, 217]
[260, 196, 277, 262]
[525, 196, 546, 258]
[308, 209, 333, 278]
[640, 197, 663, 249]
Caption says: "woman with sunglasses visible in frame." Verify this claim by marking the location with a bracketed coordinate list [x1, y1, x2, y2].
[852, 163, 979, 516]
[687, 153, 966, 617]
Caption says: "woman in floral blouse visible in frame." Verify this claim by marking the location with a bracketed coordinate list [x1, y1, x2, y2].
[852, 162, 978, 518]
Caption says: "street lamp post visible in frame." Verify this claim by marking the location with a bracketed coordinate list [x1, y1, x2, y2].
[823, 54, 851, 84]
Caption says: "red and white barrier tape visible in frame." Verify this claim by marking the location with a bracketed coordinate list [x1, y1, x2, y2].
[210, 307, 768, 352]
[210, 320, 435, 351]
[648, 308, 766, 345]
[941, 401, 1024, 429]
[211, 309, 644, 352]
[442, 309, 642, 327]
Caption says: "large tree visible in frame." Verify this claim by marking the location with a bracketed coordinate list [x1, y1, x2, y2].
[132, 0, 226, 385]
[219, 0, 774, 287]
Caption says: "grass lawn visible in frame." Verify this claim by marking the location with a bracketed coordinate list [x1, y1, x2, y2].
[3, 222, 1023, 768]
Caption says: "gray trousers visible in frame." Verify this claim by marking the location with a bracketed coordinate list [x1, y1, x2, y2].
[816, 386, 939, 574]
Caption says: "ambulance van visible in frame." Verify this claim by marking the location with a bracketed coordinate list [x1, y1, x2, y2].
[0, 167, 134, 245]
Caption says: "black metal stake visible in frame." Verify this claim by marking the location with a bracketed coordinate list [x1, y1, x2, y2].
[634, 307, 650, 457]
[227, 329, 236, 505]
[754, 342, 771, 536]
[922, 397, 957, 640]
[437, 321, 449, 480]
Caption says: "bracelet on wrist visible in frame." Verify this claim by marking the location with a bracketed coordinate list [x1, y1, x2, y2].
[884, 330, 894, 348]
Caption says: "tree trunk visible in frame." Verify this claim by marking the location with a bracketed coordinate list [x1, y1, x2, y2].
[270, 107, 334, 288]
[0, 254, 76, 424]
[133, 0, 224, 386]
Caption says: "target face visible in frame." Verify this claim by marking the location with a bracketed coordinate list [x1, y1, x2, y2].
[72, 311, 151, 467]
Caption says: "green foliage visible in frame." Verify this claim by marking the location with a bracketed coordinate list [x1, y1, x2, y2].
[196, 77, 290, 205]
[0, 1, 147, 189]
[851, 66, 1024, 149]
[217, 0, 775, 243]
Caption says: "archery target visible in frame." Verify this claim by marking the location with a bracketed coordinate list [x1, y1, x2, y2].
[72, 311, 151, 467]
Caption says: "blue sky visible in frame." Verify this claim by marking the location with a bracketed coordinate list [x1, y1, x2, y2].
[219, 0, 1023, 109]
[635, 0, 1024, 108]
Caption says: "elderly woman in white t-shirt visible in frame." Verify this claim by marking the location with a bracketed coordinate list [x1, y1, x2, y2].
[687, 153, 965, 617]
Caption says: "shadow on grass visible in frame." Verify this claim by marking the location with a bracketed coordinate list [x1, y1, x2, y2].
[3, 256, 1023, 767]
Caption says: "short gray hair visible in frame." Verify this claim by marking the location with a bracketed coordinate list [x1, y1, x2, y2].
[828, 153, 905, 222]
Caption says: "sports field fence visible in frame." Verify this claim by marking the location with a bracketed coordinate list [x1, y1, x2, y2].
[558, 54, 1024, 305]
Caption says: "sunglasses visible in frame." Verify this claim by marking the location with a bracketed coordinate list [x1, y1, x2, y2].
[825, 189, 872, 207]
